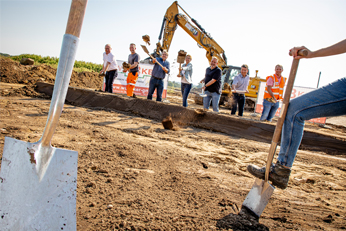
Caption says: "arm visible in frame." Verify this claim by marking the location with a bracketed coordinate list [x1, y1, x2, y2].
[162, 60, 170, 74]
[182, 63, 192, 71]
[100, 62, 110, 74]
[266, 86, 277, 102]
[204, 79, 216, 87]
[130, 62, 139, 69]
[291, 39, 346, 59]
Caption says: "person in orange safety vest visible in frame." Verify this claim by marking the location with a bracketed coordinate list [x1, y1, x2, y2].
[125, 43, 140, 98]
[260, 64, 287, 122]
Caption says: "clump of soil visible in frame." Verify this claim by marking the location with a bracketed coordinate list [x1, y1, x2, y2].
[162, 116, 174, 130]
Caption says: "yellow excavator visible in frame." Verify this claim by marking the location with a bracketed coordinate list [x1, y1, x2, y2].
[143, 1, 265, 110]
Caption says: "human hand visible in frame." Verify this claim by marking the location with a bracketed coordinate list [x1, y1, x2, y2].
[200, 79, 205, 84]
[163, 67, 168, 73]
[289, 46, 312, 59]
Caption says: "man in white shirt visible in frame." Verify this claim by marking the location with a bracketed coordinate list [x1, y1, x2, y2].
[100, 44, 118, 93]
[231, 64, 250, 116]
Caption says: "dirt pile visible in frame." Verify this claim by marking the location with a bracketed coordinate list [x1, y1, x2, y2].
[0, 57, 103, 93]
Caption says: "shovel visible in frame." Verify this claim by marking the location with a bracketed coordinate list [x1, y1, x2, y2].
[0, 0, 87, 230]
[241, 49, 308, 218]
[141, 45, 167, 72]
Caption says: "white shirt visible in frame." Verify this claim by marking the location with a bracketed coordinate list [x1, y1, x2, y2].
[103, 52, 118, 71]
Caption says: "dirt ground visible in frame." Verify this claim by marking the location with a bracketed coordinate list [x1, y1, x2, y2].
[1, 57, 346, 230]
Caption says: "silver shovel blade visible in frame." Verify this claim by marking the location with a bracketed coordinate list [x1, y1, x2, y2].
[0, 137, 78, 230]
[242, 178, 275, 217]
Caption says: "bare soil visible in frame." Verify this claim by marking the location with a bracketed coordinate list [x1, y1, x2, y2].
[1, 57, 346, 230]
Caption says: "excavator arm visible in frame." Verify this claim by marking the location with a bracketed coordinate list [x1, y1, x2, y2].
[154, 1, 227, 68]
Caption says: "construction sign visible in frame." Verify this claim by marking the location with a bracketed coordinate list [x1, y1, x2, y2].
[103, 60, 168, 98]
[255, 82, 327, 124]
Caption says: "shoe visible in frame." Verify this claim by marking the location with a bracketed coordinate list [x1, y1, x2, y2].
[247, 162, 291, 189]
[132, 94, 137, 98]
[247, 163, 274, 180]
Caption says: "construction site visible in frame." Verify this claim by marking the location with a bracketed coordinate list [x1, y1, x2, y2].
[1, 0, 346, 230]
[1, 51, 346, 231]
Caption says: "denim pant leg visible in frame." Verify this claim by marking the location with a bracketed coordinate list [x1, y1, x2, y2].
[147, 77, 157, 100]
[182, 83, 192, 107]
[261, 100, 279, 121]
[211, 92, 221, 112]
[277, 77, 346, 167]
[267, 101, 279, 121]
[231, 95, 238, 114]
[203, 91, 212, 110]
[156, 79, 164, 101]
[260, 99, 272, 121]
[238, 95, 245, 116]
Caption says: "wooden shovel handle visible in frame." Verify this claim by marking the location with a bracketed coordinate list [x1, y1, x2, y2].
[65, 0, 88, 38]
[264, 49, 307, 181]
[148, 53, 166, 71]
[289, 49, 308, 57]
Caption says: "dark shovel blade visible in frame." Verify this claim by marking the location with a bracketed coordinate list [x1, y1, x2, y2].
[242, 178, 275, 217]
[0, 137, 78, 230]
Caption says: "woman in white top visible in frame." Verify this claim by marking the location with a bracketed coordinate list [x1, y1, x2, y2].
[178, 54, 193, 107]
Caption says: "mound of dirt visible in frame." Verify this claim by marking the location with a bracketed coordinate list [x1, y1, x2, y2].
[0, 57, 103, 96]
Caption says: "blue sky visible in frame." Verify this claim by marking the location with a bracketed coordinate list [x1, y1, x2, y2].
[1, 0, 346, 88]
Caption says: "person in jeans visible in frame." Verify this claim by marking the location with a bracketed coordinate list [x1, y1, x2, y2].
[178, 54, 193, 107]
[247, 38, 346, 189]
[147, 50, 170, 101]
[231, 64, 250, 116]
[260, 65, 287, 122]
[200, 56, 222, 112]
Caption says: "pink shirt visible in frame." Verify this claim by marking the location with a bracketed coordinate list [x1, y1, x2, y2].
[267, 74, 282, 86]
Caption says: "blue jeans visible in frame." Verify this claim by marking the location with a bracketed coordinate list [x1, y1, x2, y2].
[260, 99, 279, 122]
[277, 77, 346, 167]
[231, 93, 245, 116]
[181, 83, 192, 107]
[203, 91, 221, 112]
[147, 76, 164, 101]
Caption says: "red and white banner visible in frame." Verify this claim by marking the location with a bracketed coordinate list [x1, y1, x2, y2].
[103, 60, 168, 98]
[255, 82, 326, 124]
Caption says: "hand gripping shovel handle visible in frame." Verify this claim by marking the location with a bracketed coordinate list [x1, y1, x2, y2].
[264, 49, 307, 182]
[148, 54, 166, 70]
[141, 45, 166, 71]
[40, 0, 87, 147]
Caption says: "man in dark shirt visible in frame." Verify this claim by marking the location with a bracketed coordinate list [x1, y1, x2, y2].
[147, 50, 170, 101]
[126, 43, 140, 98]
[200, 56, 222, 112]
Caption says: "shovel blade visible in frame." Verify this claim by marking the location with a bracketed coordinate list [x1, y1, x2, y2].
[141, 44, 149, 54]
[242, 178, 275, 217]
[0, 137, 78, 230]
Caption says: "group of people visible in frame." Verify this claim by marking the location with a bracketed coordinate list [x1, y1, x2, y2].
[100, 43, 170, 101]
[100, 39, 346, 189]
[100, 43, 141, 98]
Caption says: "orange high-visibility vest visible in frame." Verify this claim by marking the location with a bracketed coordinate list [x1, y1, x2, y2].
[263, 74, 287, 100]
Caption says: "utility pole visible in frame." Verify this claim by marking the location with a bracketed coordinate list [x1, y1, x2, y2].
[317, 71, 321, 88]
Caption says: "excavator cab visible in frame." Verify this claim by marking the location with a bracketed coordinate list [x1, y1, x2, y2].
[221, 66, 242, 88]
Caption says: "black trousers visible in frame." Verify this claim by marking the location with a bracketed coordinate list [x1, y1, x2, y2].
[105, 70, 118, 93]
[231, 93, 245, 116]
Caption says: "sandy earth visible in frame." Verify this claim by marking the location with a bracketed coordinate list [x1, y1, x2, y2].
[1, 57, 346, 230]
